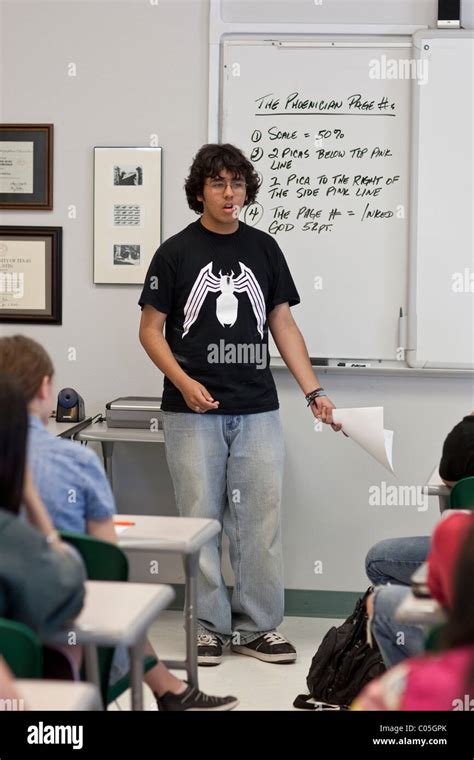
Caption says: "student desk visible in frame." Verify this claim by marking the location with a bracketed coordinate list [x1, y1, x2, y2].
[116, 515, 221, 689]
[16, 680, 101, 710]
[46, 580, 174, 711]
[423, 466, 450, 513]
[394, 590, 446, 627]
[75, 421, 164, 486]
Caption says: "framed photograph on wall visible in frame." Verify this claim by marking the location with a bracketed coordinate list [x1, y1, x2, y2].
[94, 147, 162, 284]
[0, 124, 53, 210]
[0, 226, 62, 323]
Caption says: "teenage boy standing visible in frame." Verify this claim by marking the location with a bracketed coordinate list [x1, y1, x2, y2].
[139, 144, 341, 666]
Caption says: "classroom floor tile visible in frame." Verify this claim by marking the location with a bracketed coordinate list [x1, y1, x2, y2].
[109, 611, 342, 711]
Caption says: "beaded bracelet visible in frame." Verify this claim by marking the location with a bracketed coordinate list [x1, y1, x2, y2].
[305, 388, 328, 406]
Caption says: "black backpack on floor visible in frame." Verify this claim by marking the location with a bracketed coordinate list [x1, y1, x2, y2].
[293, 588, 386, 710]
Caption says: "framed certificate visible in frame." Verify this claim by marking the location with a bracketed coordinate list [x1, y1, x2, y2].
[0, 227, 62, 323]
[0, 125, 53, 210]
[94, 146, 162, 284]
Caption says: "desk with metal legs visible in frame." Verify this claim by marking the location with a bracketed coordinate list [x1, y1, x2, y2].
[76, 421, 164, 485]
[75, 423, 221, 689]
[116, 515, 220, 690]
[46, 580, 174, 711]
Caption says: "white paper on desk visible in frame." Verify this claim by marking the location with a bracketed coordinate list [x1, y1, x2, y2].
[332, 407, 394, 473]
[114, 525, 130, 535]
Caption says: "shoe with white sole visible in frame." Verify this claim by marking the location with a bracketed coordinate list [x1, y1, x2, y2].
[197, 631, 223, 666]
[232, 631, 297, 663]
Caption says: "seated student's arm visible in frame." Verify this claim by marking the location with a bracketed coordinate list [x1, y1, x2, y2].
[79, 451, 118, 542]
[87, 517, 118, 545]
[0, 514, 86, 639]
[22, 467, 70, 554]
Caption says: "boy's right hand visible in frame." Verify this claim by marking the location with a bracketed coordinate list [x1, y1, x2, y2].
[178, 378, 219, 413]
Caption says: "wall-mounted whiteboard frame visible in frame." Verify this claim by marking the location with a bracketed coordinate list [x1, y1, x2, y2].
[207, 0, 473, 375]
[407, 29, 474, 369]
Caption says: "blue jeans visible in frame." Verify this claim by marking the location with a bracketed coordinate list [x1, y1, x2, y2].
[162, 410, 285, 644]
[365, 537, 430, 586]
[372, 585, 426, 668]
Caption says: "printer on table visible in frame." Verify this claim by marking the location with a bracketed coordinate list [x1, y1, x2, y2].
[105, 397, 163, 429]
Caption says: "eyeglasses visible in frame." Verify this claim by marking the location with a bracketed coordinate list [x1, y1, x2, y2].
[207, 179, 246, 192]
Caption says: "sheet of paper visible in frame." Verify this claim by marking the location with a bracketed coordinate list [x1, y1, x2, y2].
[114, 525, 130, 535]
[332, 406, 394, 473]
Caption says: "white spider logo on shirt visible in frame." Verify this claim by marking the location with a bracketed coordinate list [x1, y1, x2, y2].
[182, 262, 265, 338]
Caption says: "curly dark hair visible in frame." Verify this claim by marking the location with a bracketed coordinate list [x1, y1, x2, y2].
[184, 143, 260, 214]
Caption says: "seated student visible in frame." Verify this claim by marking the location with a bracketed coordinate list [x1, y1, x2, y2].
[365, 412, 474, 586]
[365, 414, 474, 668]
[0, 372, 86, 641]
[353, 512, 474, 710]
[367, 509, 473, 669]
[0, 335, 238, 712]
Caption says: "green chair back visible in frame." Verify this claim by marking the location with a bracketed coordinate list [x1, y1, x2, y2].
[59, 530, 157, 706]
[59, 530, 129, 581]
[0, 618, 43, 678]
[449, 477, 474, 509]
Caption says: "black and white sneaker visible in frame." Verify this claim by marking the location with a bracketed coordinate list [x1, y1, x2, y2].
[232, 631, 297, 663]
[156, 684, 239, 711]
[197, 632, 223, 666]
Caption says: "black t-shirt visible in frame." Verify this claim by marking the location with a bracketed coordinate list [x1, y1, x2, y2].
[138, 219, 300, 414]
[439, 415, 474, 482]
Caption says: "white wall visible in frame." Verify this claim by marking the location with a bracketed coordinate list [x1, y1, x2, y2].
[1, 0, 472, 593]
[0, 0, 209, 408]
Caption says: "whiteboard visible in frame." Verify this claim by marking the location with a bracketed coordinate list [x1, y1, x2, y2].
[220, 37, 411, 360]
[407, 30, 474, 369]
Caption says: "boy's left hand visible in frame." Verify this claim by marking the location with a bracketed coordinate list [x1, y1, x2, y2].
[310, 396, 343, 433]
